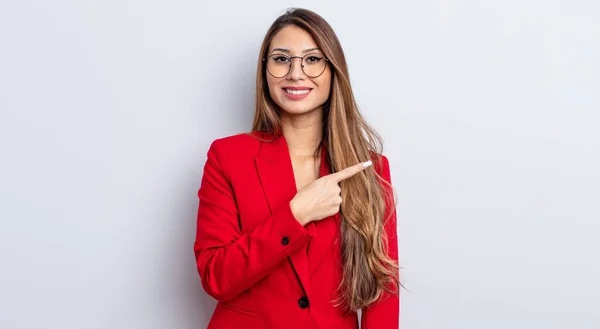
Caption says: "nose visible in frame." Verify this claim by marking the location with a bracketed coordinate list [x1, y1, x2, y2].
[287, 57, 305, 81]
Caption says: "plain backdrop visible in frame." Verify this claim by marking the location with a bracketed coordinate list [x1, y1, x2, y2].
[1, 1, 599, 328]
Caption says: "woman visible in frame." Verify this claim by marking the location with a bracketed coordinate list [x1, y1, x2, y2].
[194, 8, 400, 329]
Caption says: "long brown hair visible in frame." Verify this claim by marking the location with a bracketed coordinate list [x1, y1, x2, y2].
[252, 8, 399, 312]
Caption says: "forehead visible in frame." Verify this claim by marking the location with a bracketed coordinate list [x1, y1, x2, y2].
[268, 25, 320, 53]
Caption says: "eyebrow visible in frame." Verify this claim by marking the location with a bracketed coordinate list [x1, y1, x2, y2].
[270, 47, 322, 54]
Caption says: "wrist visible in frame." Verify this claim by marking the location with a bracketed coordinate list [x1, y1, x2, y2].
[289, 200, 308, 226]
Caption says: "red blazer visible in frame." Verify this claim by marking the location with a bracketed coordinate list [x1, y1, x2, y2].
[194, 132, 399, 329]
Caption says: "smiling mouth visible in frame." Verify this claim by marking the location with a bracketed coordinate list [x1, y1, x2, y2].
[283, 88, 312, 95]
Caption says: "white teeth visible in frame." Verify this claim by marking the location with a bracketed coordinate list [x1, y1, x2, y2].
[285, 89, 310, 95]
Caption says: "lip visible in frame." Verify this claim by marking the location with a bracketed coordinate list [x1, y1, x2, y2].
[283, 86, 312, 90]
[282, 86, 312, 100]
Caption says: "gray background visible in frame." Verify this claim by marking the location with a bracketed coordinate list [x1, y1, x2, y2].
[1, 0, 599, 328]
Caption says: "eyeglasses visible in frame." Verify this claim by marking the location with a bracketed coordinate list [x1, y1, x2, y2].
[263, 53, 330, 78]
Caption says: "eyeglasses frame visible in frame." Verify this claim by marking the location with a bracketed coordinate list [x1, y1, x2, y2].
[263, 53, 330, 78]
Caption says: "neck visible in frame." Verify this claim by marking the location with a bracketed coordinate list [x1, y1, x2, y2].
[280, 107, 324, 158]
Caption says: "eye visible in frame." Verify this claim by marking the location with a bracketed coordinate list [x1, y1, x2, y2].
[305, 56, 323, 64]
[271, 55, 290, 64]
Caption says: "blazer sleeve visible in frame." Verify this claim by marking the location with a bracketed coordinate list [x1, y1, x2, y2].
[193, 138, 315, 302]
[361, 155, 400, 329]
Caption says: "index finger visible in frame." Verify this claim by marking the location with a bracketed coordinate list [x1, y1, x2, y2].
[329, 160, 373, 183]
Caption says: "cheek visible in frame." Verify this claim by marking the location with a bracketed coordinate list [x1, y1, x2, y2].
[266, 77, 281, 100]
[316, 75, 332, 100]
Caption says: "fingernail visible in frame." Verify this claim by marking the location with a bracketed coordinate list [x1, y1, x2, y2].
[362, 160, 373, 168]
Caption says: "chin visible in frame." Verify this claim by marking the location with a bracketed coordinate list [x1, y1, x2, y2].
[276, 97, 325, 115]
[278, 104, 319, 115]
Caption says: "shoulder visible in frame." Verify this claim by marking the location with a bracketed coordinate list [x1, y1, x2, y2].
[205, 132, 268, 174]
[207, 131, 272, 161]
[208, 131, 264, 153]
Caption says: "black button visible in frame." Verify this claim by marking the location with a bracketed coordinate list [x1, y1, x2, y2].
[298, 296, 309, 309]
[281, 237, 289, 246]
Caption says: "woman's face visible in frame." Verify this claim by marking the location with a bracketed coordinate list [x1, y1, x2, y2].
[266, 25, 332, 116]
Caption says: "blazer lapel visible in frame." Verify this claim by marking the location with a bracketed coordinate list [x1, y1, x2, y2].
[253, 133, 314, 297]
